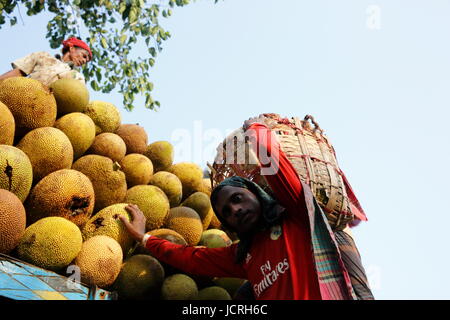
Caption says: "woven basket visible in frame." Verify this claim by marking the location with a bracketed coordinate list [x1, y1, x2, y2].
[209, 113, 354, 231]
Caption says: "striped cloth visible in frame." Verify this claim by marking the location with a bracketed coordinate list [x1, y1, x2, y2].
[302, 181, 358, 300]
[334, 230, 375, 300]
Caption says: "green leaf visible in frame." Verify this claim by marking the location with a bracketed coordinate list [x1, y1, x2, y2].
[101, 37, 108, 49]
[148, 47, 157, 57]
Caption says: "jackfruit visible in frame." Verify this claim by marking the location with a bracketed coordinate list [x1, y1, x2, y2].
[0, 101, 14, 145]
[148, 171, 182, 208]
[16, 217, 82, 271]
[86, 133, 126, 162]
[202, 208, 214, 231]
[0, 189, 26, 254]
[209, 211, 222, 230]
[149, 229, 188, 245]
[84, 100, 121, 135]
[54, 112, 96, 159]
[124, 185, 169, 231]
[16, 127, 73, 183]
[196, 286, 232, 300]
[167, 162, 204, 201]
[160, 274, 198, 300]
[181, 192, 211, 222]
[119, 153, 153, 187]
[116, 124, 148, 154]
[49, 79, 89, 116]
[164, 207, 203, 246]
[25, 169, 95, 227]
[0, 145, 33, 202]
[200, 178, 212, 197]
[0, 77, 56, 140]
[198, 229, 232, 248]
[72, 155, 127, 212]
[113, 254, 165, 300]
[73, 235, 123, 288]
[213, 278, 246, 298]
[144, 141, 174, 172]
[81, 203, 134, 254]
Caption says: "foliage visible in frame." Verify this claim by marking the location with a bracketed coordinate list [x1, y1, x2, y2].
[0, 0, 220, 111]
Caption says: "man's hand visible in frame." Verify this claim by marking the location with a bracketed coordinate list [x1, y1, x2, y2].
[243, 115, 266, 131]
[119, 204, 146, 243]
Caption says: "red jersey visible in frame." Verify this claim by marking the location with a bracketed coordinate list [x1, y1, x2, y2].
[144, 123, 324, 299]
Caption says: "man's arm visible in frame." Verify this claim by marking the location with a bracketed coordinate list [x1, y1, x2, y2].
[120, 204, 247, 279]
[0, 68, 25, 81]
[144, 237, 247, 278]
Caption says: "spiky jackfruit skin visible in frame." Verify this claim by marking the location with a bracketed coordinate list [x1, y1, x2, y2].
[54, 112, 96, 160]
[161, 274, 198, 300]
[72, 155, 127, 212]
[164, 207, 203, 246]
[119, 153, 153, 187]
[0, 101, 15, 145]
[25, 169, 95, 227]
[144, 141, 174, 172]
[83, 100, 121, 135]
[167, 162, 204, 201]
[0, 145, 33, 202]
[196, 286, 232, 300]
[199, 229, 232, 248]
[0, 189, 26, 254]
[148, 171, 182, 208]
[0, 77, 56, 139]
[200, 178, 212, 197]
[16, 127, 73, 183]
[181, 192, 211, 221]
[17, 217, 82, 271]
[81, 203, 134, 254]
[113, 254, 165, 300]
[116, 124, 148, 155]
[202, 208, 214, 231]
[74, 235, 123, 288]
[49, 79, 90, 116]
[87, 133, 126, 162]
[124, 185, 169, 231]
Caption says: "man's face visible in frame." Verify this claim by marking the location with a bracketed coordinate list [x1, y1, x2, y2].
[69, 47, 91, 67]
[214, 186, 262, 235]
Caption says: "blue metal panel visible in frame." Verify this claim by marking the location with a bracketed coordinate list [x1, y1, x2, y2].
[0, 289, 43, 300]
[0, 254, 116, 300]
[0, 273, 25, 290]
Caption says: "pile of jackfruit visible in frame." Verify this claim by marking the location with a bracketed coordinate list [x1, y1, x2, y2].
[0, 77, 246, 300]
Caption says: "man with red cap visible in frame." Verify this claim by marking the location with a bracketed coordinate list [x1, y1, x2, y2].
[0, 37, 92, 86]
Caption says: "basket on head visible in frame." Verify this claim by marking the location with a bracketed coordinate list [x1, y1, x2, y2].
[209, 113, 354, 231]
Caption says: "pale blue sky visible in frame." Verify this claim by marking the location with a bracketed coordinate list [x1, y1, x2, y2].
[1, 0, 449, 299]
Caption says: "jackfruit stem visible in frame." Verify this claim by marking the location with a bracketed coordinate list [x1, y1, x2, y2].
[113, 162, 122, 171]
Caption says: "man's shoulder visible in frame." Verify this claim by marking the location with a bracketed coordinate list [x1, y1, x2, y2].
[27, 51, 54, 58]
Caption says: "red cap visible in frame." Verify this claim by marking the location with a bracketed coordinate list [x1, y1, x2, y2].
[62, 37, 92, 60]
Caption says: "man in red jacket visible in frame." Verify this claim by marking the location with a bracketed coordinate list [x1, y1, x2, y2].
[121, 118, 365, 300]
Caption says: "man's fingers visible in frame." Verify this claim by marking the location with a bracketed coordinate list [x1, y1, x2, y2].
[119, 215, 131, 228]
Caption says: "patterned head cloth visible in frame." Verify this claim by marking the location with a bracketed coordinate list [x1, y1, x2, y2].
[210, 176, 281, 228]
[62, 37, 92, 60]
[210, 176, 283, 264]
